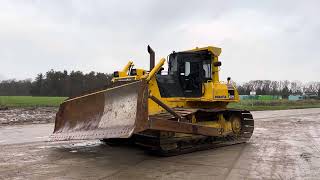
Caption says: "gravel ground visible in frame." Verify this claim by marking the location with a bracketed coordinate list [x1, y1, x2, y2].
[0, 108, 320, 179]
[0, 107, 58, 126]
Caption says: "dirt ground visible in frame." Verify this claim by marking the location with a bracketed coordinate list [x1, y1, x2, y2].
[0, 107, 57, 125]
[0, 108, 320, 179]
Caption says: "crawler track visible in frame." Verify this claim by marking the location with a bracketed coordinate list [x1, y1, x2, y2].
[103, 109, 255, 156]
[147, 110, 254, 156]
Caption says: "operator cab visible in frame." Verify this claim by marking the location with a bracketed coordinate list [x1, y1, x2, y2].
[156, 50, 212, 98]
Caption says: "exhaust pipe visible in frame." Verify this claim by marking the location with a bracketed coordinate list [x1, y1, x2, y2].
[147, 45, 155, 71]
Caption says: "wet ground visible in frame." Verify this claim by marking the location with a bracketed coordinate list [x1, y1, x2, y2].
[0, 108, 320, 179]
[0, 107, 57, 125]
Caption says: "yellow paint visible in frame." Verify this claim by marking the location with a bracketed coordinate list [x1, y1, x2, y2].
[112, 61, 146, 82]
[146, 58, 165, 81]
[110, 46, 240, 133]
[147, 46, 239, 115]
[122, 61, 133, 72]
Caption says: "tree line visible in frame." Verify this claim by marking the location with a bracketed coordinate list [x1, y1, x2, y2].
[236, 80, 320, 98]
[0, 71, 319, 98]
[0, 70, 113, 97]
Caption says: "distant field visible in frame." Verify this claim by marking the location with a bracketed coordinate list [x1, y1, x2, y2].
[0, 96, 67, 107]
[1, 96, 320, 110]
[228, 99, 320, 111]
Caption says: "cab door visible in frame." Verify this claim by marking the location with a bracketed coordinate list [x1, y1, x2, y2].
[179, 60, 203, 97]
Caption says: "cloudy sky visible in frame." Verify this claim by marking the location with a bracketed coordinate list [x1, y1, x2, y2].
[0, 0, 319, 82]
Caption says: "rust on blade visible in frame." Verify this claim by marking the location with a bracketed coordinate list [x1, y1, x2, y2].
[50, 81, 149, 141]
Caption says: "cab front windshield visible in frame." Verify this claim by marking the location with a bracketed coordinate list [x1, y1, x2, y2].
[168, 51, 212, 81]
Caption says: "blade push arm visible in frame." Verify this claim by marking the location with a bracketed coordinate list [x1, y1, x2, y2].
[122, 61, 133, 72]
[146, 58, 165, 82]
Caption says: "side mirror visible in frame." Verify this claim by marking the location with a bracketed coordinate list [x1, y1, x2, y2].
[213, 61, 222, 67]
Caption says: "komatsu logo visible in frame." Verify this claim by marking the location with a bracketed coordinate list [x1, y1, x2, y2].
[215, 96, 227, 99]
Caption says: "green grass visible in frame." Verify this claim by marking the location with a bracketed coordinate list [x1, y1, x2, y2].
[228, 99, 320, 111]
[0, 96, 67, 107]
[1, 96, 320, 111]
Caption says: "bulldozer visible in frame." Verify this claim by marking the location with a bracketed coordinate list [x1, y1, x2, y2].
[50, 45, 254, 156]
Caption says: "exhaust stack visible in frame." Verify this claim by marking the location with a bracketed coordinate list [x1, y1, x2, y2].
[147, 45, 155, 71]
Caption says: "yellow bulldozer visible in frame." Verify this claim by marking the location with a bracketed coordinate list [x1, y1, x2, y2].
[50, 45, 254, 156]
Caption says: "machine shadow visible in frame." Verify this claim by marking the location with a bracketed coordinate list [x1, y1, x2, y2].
[47, 140, 157, 165]
[47, 140, 250, 165]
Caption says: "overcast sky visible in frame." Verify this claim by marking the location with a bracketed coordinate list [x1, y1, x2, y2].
[0, 0, 319, 82]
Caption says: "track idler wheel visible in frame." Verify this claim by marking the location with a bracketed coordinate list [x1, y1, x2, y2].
[230, 114, 242, 135]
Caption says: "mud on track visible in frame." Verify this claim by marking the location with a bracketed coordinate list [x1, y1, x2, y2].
[0, 108, 320, 179]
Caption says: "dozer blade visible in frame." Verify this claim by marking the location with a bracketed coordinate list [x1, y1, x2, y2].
[50, 81, 149, 141]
